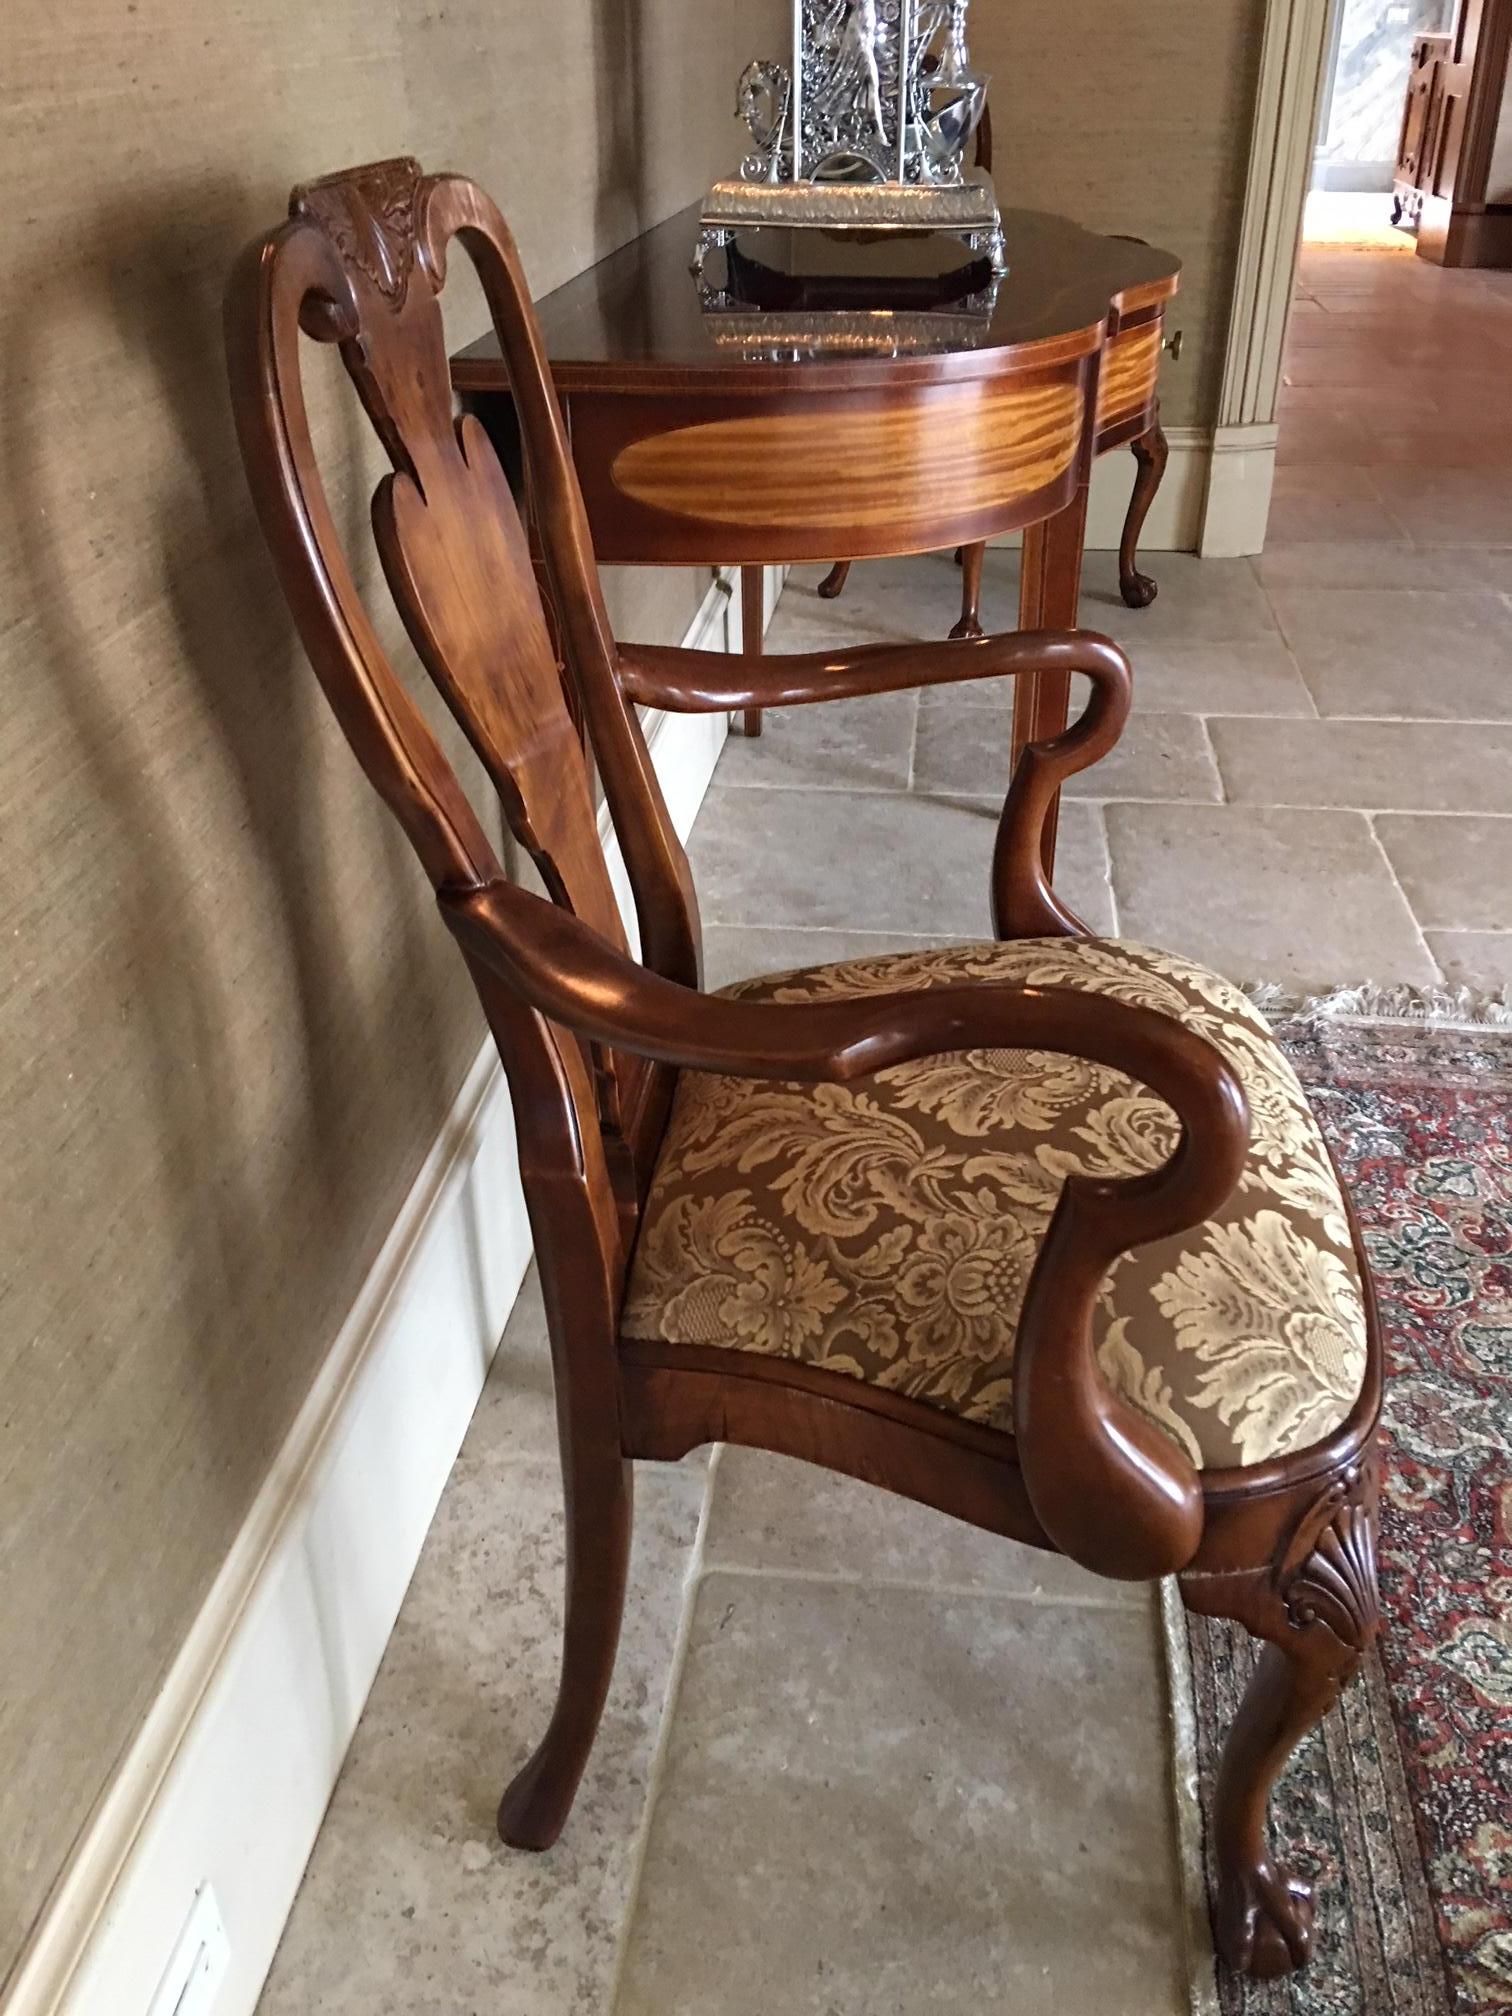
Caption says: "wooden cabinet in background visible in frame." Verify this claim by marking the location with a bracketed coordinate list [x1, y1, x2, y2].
[1394, 32, 1453, 231]
[1394, 0, 1512, 266]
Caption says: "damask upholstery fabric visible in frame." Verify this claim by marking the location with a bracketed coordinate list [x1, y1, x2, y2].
[620, 939, 1370, 1471]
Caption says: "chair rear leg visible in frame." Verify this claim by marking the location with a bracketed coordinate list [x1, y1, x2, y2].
[1181, 1459, 1380, 1979]
[498, 1442, 633, 1850]
[817, 560, 851, 599]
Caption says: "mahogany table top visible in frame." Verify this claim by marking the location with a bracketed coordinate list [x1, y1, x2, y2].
[452, 201, 1181, 394]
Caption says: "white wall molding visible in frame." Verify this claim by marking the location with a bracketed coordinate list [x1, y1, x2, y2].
[1198, 422, 1281, 559]
[3, 565, 746, 2016]
[1199, 0, 1337, 555]
[988, 426, 1211, 557]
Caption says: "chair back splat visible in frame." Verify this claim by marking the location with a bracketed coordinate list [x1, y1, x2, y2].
[225, 157, 700, 1260]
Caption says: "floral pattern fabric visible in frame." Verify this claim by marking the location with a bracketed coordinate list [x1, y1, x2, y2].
[621, 938, 1371, 1471]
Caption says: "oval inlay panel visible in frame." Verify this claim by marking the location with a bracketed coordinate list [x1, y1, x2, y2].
[610, 379, 1084, 533]
[1097, 323, 1162, 432]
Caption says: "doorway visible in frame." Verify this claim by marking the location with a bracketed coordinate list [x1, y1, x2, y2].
[1306, 0, 1452, 246]
[1272, 0, 1512, 549]
[1313, 1, 1454, 197]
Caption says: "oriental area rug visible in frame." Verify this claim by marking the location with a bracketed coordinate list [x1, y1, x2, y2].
[1168, 995, 1512, 2016]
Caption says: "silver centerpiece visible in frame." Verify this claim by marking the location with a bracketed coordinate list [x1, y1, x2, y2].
[697, 0, 1003, 273]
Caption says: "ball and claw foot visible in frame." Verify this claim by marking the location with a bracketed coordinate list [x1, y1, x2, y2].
[1120, 566, 1159, 610]
[1218, 1861, 1316, 1979]
[1174, 1469, 1379, 1985]
[817, 561, 850, 600]
[948, 614, 984, 640]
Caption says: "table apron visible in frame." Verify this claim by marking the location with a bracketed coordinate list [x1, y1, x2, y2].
[566, 360, 1107, 568]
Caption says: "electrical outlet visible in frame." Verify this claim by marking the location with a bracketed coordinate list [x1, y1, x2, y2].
[145, 1884, 230, 2016]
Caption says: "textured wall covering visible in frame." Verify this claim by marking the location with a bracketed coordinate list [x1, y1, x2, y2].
[0, 0, 1260, 1986]
[974, 0, 1268, 430]
[0, 0, 764, 1982]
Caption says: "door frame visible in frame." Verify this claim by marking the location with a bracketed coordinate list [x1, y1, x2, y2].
[1199, 0, 1339, 555]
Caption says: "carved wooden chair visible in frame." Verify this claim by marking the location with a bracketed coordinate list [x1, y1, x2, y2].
[226, 158, 1382, 1983]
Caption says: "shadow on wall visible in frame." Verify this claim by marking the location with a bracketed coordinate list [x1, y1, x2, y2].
[3, 178, 461, 1472]
[591, 0, 651, 248]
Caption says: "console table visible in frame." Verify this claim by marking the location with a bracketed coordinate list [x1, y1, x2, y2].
[454, 203, 1180, 869]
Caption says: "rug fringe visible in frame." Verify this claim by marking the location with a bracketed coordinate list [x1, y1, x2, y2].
[1247, 979, 1512, 1032]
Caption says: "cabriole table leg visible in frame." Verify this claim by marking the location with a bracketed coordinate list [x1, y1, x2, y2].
[1119, 407, 1169, 610]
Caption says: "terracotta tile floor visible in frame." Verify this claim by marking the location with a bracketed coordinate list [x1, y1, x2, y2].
[258, 236, 1511, 2014]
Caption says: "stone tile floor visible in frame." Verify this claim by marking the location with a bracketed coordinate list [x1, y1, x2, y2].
[259, 236, 1510, 2011]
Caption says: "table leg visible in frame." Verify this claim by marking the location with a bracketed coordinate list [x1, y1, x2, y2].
[1119, 406, 1169, 610]
[740, 565, 764, 737]
[950, 540, 986, 640]
[1012, 481, 1090, 876]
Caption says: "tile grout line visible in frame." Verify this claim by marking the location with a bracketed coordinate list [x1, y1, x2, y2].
[1088, 795, 1512, 818]
[1245, 562, 1353, 725]
[957, 783, 1512, 806]
[692, 1555, 1146, 1611]
[1192, 716, 1226, 805]
[1364, 812, 1444, 985]
[707, 925, 941, 943]
[1096, 800, 1120, 937]
[605, 1443, 722, 2012]
[1287, 639, 1321, 721]
[1341, 795, 1512, 817]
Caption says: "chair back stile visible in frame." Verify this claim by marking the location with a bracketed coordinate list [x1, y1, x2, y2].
[224, 156, 698, 1286]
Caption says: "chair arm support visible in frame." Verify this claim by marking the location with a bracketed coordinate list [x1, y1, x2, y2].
[442, 877, 1250, 1579]
[617, 627, 1131, 722]
[620, 629, 1131, 944]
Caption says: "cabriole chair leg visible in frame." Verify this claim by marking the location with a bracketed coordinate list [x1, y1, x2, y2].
[1182, 1460, 1380, 1978]
[497, 1450, 634, 1850]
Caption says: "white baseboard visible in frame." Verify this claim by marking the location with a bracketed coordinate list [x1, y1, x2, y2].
[1198, 423, 1278, 558]
[988, 427, 1212, 555]
[4, 568, 743, 2016]
[1085, 426, 1210, 552]
[49, 1045, 531, 2016]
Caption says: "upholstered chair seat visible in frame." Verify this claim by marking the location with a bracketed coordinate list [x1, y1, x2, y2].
[623, 937, 1368, 1473]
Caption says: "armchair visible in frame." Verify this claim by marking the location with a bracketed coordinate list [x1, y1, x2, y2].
[226, 157, 1382, 1983]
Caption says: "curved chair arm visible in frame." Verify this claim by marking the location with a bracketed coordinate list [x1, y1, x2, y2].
[618, 626, 1129, 724]
[441, 877, 1250, 1580]
[620, 628, 1132, 944]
